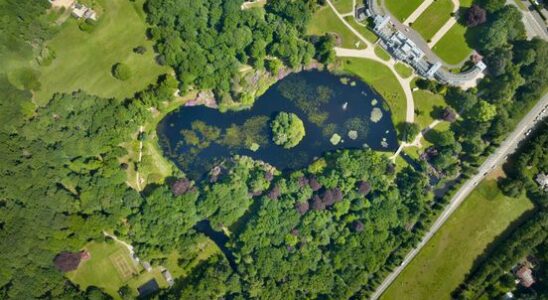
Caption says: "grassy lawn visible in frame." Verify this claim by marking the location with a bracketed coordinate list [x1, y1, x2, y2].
[381, 180, 534, 300]
[120, 93, 197, 190]
[413, 90, 446, 129]
[164, 237, 220, 278]
[395, 63, 413, 78]
[67, 241, 168, 298]
[344, 16, 379, 43]
[308, 6, 365, 49]
[339, 58, 406, 126]
[374, 46, 391, 61]
[34, 0, 169, 105]
[411, 0, 455, 41]
[432, 23, 473, 65]
[332, 0, 355, 14]
[385, 0, 424, 21]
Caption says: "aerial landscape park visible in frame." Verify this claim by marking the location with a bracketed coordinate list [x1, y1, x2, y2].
[0, 0, 547, 299]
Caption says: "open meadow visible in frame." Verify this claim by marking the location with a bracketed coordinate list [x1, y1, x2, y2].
[381, 180, 534, 300]
[385, 0, 424, 21]
[34, 0, 169, 105]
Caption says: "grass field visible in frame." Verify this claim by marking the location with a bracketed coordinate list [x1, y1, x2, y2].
[375, 46, 391, 61]
[164, 237, 220, 278]
[34, 0, 169, 105]
[308, 6, 366, 49]
[381, 180, 534, 300]
[432, 23, 473, 65]
[412, 0, 455, 41]
[332, 0, 355, 14]
[67, 241, 168, 298]
[340, 58, 406, 126]
[413, 90, 446, 128]
[395, 63, 413, 78]
[385, 0, 424, 21]
[344, 16, 379, 43]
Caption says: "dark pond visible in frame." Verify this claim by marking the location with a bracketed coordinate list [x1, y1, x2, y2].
[194, 220, 236, 270]
[158, 70, 398, 179]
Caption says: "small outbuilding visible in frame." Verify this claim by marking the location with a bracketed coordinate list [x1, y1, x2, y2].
[162, 269, 175, 287]
[137, 279, 159, 298]
[516, 266, 535, 287]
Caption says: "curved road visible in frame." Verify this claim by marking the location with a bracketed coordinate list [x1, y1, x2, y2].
[326, 0, 416, 123]
[371, 93, 548, 300]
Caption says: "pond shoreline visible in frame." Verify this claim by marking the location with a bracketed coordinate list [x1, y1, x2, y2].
[158, 70, 399, 179]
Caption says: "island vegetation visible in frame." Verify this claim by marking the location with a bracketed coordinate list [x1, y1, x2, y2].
[271, 112, 306, 148]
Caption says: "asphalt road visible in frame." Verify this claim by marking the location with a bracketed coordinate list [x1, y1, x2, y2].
[370, 93, 548, 300]
[507, 0, 548, 39]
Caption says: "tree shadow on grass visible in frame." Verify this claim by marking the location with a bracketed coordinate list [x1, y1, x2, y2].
[451, 204, 538, 297]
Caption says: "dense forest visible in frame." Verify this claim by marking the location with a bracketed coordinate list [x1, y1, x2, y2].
[145, 0, 332, 108]
[454, 121, 548, 299]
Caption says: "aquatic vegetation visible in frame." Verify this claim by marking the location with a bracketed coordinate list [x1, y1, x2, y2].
[278, 77, 334, 126]
[160, 71, 398, 178]
[330, 133, 342, 145]
[371, 107, 384, 123]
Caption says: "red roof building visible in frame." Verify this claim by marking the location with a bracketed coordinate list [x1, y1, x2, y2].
[516, 266, 535, 287]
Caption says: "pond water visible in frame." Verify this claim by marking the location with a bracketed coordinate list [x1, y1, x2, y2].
[158, 70, 398, 179]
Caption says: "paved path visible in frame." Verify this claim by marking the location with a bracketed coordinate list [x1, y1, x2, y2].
[371, 93, 548, 300]
[429, 0, 461, 46]
[325, 0, 415, 123]
[390, 119, 441, 160]
[240, 0, 266, 10]
[404, 0, 434, 25]
[334, 47, 415, 123]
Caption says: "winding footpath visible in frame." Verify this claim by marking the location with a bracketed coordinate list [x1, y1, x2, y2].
[371, 93, 548, 300]
[429, 0, 461, 46]
[326, 0, 416, 123]
[389, 119, 441, 161]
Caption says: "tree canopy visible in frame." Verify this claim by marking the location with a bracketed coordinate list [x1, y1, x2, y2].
[271, 112, 306, 148]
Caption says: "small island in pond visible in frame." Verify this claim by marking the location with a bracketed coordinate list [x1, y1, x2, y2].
[271, 112, 306, 149]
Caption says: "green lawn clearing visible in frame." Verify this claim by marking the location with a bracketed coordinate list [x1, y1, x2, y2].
[34, 0, 169, 105]
[413, 90, 446, 129]
[339, 57, 406, 126]
[67, 240, 168, 299]
[385, 0, 424, 22]
[332, 0, 355, 14]
[308, 6, 365, 49]
[242, 0, 267, 9]
[432, 23, 473, 65]
[411, 0, 455, 41]
[381, 180, 534, 300]
[395, 63, 413, 78]
[344, 16, 379, 43]
[164, 237, 220, 278]
[375, 46, 391, 61]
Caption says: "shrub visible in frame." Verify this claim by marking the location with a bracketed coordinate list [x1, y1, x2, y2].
[133, 45, 147, 54]
[111, 63, 131, 81]
[271, 112, 306, 149]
